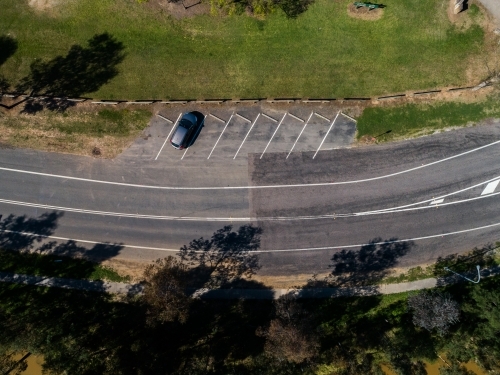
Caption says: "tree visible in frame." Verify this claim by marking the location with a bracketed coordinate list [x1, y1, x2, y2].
[142, 256, 191, 324]
[180, 225, 261, 288]
[408, 292, 460, 336]
[257, 296, 319, 364]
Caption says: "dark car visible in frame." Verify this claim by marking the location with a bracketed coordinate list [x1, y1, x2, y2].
[170, 112, 205, 150]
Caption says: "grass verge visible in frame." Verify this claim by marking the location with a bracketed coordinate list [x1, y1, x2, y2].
[0, 248, 131, 282]
[357, 93, 500, 142]
[0, 107, 151, 157]
[0, 0, 492, 99]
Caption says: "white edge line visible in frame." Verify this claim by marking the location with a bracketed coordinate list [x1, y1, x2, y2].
[313, 111, 340, 159]
[154, 113, 181, 160]
[156, 114, 173, 123]
[314, 112, 330, 122]
[340, 112, 357, 123]
[3, 219, 500, 253]
[260, 113, 287, 159]
[2, 139, 500, 190]
[234, 114, 260, 159]
[207, 112, 233, 159]
[262, 113, 278, 123]
[287, 112, 314, 159]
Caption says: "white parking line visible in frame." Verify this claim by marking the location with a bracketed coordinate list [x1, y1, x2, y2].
[340, 112, 357, 122]
[155, 113, 181, 160]
[236, 113, 251, 123]
[234, 113, 260, 159]
[262, 113, 278, 122]
[314, 112, 330, 122]
[286, 112, 313, 159]
[288, 113, 304, 122]
[313, 111, 340, 159]
[481, 179, 500, 195]
[260, 113, 287, 159]
[181, 148, 189, 160]
[208, 112, 234, 160]
[209, 113, 226, 123]
[156, 114, 173, 123]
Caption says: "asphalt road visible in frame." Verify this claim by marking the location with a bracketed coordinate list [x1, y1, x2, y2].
[1, 113, 500, 277]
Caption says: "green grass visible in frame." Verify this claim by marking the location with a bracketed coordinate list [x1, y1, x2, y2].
[357, 94, 500, 141]
[0, 248, 131, 282]
[0, 0, 487, 99]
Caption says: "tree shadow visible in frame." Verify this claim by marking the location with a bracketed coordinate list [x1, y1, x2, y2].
[16, 33, 125, 113]
[0, 35, 17, 66]
[276, 0, 314, 18]
[304, 238, 414, 288]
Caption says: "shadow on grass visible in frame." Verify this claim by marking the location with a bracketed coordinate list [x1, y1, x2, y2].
[16, 33, 125, 113]
[0, 35, 17, 66]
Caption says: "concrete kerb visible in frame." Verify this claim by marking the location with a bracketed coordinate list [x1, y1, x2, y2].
[2, 266, 499, 299]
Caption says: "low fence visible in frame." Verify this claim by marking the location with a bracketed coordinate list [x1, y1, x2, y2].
[0, 81, 493, 108]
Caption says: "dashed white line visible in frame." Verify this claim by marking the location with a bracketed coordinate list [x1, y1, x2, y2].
[2, 140, 500, 190]
[236, 113, 251, 123]
[262, 113, 278, 123]
[155, 113, 181, 160]
[207, 112, 234, 160]
[313, 111, 340, 159]
[481, 179, 500, 195]
[314, 112, 330, 122]
[260, 113, 287, 159]
[429, 198, 444, 205]
[287, 112, 314, 159]
[234, 114, 260, 159]
[288, 113, 304, 122]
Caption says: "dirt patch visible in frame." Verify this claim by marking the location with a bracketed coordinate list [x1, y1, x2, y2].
[101, 258, 149, 282]
[28, 0, 61, 12]
[144, 0, 210, 19]
[347, 3, 384, 21]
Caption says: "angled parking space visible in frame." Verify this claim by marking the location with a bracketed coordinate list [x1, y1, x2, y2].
[288, 111, 333, 154]
[317, 113, 357, 151]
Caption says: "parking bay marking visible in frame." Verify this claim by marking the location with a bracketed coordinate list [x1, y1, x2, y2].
[156, 114, 173, 123]
[262, 113, 278, 123]
[288, 113, 304, 122]
[260, 113, 287, 159]
[181, 115, 207, 161]
[207, 112, 234, 160]
[155, 113, 181, 160]
[236, 113, 251, 123]
[314, 112, 330, 122]
[234, 113, 261, 159]
[313, 111, 340, 159]
[286, 112, 314, 159]
[209, 113, 226, 123]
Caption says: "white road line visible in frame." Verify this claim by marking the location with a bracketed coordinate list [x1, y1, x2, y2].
[340, 112, 357, 122]
[207, 112, 234, 160]
[236, 113, 251, 123]
[429, 198, 444, 205]
[1, 190, 499, 222]
[288, 113, 304, 122]
[156, 114, 173, 123]
[313, 111, 340, 159]
[209, 113, 226, 123]
[3, 219, 500, 254]
[314, 112, 330, 122]
[287, 112, 314, 159]
[234, 113, 260, 159]
[260, 113, 287, 159]
[262, 113, 278, 123]
[481, 179, 500, 195]
[2, 140, 500, 190]
[181, 148, 189, 160]
[154, 113, 181, 160]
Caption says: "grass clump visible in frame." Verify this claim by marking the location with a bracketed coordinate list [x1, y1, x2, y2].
[357, 95, 500, 141]
[0, 248, 130, 282]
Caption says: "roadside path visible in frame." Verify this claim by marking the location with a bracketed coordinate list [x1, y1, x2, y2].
[2, 267, 498, 299]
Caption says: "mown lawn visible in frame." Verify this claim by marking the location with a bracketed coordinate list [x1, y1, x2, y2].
[0, 0, 488, 100]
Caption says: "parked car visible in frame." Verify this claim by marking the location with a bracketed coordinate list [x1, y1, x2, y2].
[170, 111, 205, 150]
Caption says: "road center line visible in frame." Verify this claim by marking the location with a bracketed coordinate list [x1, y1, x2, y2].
[2, 140, 500, 190]
[313, 111, 340, 159]
[260, 113, 287, 159]
[287, 112, 314, 159]
[234, 113, 260, 159]
[155, 113, 181, 160]
[207, 112, 234, 160]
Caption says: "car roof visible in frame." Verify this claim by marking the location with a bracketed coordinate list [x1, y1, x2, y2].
[171, 124, 188, 146]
